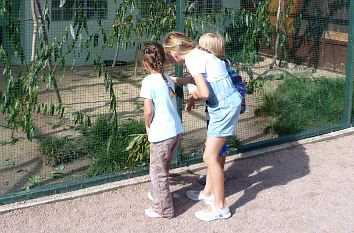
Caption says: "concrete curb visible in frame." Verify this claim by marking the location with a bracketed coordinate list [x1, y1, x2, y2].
[1, 127, 353, 214]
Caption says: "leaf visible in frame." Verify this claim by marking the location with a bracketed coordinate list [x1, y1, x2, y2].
[125, 134, 142, 151]
[50, 103, 55, 116]
[59, 106, 65, 118]
[59, 0, 66, 8]
[84, 116, 91, 126]
[85, 51, 91, 62]
[57, 163, 65, 171]
[69, 24, 75, 39]
[93, 33, 99, 47]
[48, 172, 65, 179]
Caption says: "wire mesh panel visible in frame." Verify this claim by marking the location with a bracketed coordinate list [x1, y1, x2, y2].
[0, 0, 352, 203]
[237, 0, 351, 144]
[178, 0, 351, 160]
[0, 0, 153, 199]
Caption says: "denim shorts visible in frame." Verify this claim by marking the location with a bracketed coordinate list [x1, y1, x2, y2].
[206, 77, 241, 137]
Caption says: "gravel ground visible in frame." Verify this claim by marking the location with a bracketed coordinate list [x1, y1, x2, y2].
[1, 133, 354, 233]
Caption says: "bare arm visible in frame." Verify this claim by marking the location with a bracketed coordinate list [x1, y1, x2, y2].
[184, 73, 209, 113]
[143, 98, 153, 135]
[171, 76, 195, 86]
[192, 73, 209, 100]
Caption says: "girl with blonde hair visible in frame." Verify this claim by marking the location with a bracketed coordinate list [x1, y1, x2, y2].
[163, 32, 241, 221]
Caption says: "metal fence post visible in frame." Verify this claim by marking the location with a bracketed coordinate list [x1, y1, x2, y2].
[172, 0, 185, 165]
[175, 0, 185, 117]
[344, 0, 354, 126]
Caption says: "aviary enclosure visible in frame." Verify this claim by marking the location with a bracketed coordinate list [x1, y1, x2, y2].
[0, 0, 353, 204]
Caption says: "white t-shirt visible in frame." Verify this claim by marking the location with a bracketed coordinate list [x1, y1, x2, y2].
[185, 48, 229, 82]
[140, 73, 183, 143]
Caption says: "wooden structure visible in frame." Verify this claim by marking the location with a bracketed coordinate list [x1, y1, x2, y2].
[243, 0, 350, 73]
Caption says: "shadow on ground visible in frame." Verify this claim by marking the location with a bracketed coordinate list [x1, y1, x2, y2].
[172, 143, 310, 216]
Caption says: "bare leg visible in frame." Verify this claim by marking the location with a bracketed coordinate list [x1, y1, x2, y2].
[203, 136, 227, 209]
[218, 155, 226, 170]
[203, 144, 227, 196]
[203, 170, 213, 196]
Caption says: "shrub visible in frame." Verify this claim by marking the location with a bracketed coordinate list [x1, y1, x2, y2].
[39, 136, 83, 166]
[26, 175, 44, 189]
[82, 116, 146, 177]
[81, 115, 112, 154]
[226, 136, 242, 152]
[255, 76, 345, 135]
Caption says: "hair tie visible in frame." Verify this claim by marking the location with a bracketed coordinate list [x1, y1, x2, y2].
[197, 45, 212, 54]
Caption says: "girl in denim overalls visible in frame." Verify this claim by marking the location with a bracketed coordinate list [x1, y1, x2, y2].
[163, 32, 241, 221]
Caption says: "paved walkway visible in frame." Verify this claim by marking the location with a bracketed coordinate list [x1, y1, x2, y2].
[1, 130, 354, 233]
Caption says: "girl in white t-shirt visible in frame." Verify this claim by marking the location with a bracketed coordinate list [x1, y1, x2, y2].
[140, 42, 183, 219]
[163, 32, 241, 221]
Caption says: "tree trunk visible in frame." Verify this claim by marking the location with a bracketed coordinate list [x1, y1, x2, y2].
[112, 40, 120, 67]
[134, 38, 140, 78]
[270, 0, 282, 70]
[35, 0, 62, 104]
[31, 0, 38, 61]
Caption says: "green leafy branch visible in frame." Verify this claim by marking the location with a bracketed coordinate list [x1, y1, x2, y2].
[124, 133, 149, 168]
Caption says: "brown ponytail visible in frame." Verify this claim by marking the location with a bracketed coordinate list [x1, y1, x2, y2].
[142, 42, 176, 96]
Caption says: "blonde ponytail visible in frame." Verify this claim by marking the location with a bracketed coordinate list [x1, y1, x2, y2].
[163, 31, 196, 55]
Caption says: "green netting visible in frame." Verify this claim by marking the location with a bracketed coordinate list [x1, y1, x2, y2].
[0, 0, 353, 204]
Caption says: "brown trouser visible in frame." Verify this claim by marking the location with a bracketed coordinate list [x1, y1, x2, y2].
[149, 134, 181, 218]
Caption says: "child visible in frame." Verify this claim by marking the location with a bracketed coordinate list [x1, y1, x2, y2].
[163, 32, 242, 221]
[173, 33, 246, 114]
[198, 32, 246, 185]
[140, 42, 183, 218]
[174, 33, 245, 185]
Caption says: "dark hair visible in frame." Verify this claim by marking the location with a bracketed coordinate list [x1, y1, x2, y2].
[142, 42, 175, 96]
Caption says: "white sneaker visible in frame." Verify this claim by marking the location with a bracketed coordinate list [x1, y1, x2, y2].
[144, 208, 162, 218]
[185, 190, 215, 205]
[147, 192, 154, 201]
[195, 205, 231, 221]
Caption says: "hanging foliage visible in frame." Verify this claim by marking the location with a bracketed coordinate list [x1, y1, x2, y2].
[0, 0, 278, 142]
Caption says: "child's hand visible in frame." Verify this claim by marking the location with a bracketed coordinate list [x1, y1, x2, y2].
[185, 97, 196, 113]
[189, 92, 198, 99]
[171, 76, 195, 86]
[186, 84, 198, 98]
[145, 126, 150, 136]
[171, 76, 178, 84]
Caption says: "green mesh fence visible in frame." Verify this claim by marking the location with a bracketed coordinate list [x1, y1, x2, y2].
[0, 0, 353, 204]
